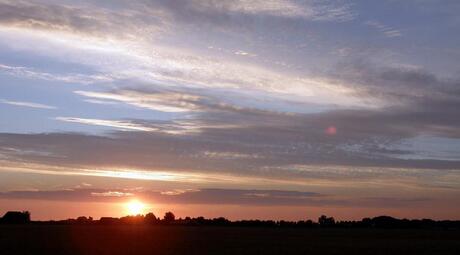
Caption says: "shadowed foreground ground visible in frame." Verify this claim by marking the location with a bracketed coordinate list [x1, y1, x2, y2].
[1, 225, 459, 255]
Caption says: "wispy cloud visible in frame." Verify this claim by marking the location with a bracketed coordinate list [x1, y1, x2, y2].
[55, 117, 157, 132]
[0, 187, 439, 208]
[1, 99, 56, 109]
[234, 50, 256, 57]
[0, 0, 164, 39]
[0, 1, 365, 109]
[365, 20, 402, 38]
[91, 191, 134, 197]
[74, 90, 202, 112]
[180, 0, 355, 21]
[0, 63, 113, 84]
[0, 160, 292, 186]
[194, 151, 263, 160]
[83, 99, 119, 105]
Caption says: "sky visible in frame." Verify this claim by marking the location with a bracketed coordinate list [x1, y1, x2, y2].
[0, 0, 460, 221]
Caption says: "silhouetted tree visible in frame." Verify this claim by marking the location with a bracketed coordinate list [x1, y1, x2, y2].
[297, 220, 315, 228]
[212, 217, 230, 226]
[163, 212, 175, 223]
[318, 215, 335, 227]
[145, 212, 158, 224]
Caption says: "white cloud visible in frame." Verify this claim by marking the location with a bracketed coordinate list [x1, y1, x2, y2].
[91, 191, 134, 197]
[0, 63, 113, 84]
[75, 90, 201, 112]
[55, 117, 157, 132]
[234, 50, 256, 57]
[83, 99, 119, 105]
[0, 99, 56, 109]
[160, 189, 199, 196]
[195, 151, 263, 160]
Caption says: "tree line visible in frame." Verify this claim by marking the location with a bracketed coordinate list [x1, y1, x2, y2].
[1, 211, 459, 229]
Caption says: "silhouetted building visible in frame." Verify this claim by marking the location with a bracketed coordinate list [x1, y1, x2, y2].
[1, 211, 30, 224]
[99, 217, 119, 224]
[76, 216, 93, 224]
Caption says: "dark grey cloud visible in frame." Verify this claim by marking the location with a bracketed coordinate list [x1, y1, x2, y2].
[2, 65, 460, 177]
[0, 188, 432, 208]
[1, 93, 459, 178]
[325, 56, 460, 104]
[0, 188, 321, 206]
[325, 59, 460, 137]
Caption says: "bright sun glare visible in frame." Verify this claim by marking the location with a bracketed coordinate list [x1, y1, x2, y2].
[126, 200, 146, 215]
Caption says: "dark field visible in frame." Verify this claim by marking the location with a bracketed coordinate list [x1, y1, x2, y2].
[1, 225, 459, 255]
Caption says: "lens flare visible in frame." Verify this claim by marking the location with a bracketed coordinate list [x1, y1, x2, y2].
[325, 126, 337, 135]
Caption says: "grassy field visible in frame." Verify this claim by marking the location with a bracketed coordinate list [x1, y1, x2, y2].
[1, 225, 459, 255]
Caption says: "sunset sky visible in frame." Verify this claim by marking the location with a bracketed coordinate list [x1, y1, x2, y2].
[1, 0, 459, 220]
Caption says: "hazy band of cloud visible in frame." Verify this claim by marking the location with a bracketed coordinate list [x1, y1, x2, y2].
[0, 187, 438, 208]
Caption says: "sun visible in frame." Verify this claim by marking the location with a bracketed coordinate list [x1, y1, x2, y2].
[125, 200, 146, 215]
